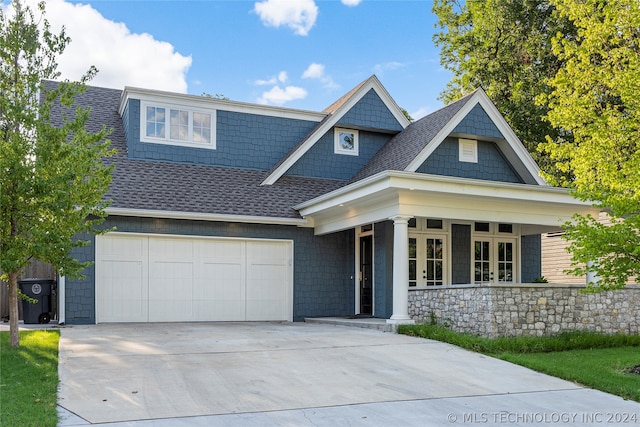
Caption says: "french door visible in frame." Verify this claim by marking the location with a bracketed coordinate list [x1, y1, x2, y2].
[409, 234, 446, 287]
[473, 238, 517, 284]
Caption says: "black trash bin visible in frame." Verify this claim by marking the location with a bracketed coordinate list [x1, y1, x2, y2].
[18, 279, 56, 324]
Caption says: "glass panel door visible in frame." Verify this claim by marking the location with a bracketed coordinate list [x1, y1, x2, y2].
[473, 238, 517, 284]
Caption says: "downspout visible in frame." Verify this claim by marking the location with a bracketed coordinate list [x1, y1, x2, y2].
[57, 275, 65, 324]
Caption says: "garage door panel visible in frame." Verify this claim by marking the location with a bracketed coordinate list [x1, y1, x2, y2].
[246, 242, 292, 321]
[96, 236, 149, 323]
[98, 260, 148, 322]
[149, 261, 194, 322]
[195, 262, 245, 320]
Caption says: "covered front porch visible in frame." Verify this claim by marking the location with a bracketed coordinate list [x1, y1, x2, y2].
[295, 171, 599, 326]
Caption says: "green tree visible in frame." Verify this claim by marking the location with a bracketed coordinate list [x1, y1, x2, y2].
[0, 1, 115, 346]
[432, 0, 574, 174]
[539, 0, 640, 291]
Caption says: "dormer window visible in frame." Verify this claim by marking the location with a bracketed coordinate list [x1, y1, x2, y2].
[459, 138, 477, 163]
[334, 128, 359, 156]
[141, 101, 216, 149]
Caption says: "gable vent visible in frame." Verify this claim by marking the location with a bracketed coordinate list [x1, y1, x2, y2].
[459, 138, 478, 163]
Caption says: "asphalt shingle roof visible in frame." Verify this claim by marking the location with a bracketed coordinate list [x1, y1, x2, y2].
[48, 82, 344, 220]
[349, 90, 476, 182]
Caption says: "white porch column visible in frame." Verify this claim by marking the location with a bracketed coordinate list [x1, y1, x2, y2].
[387, 215, 415, 325]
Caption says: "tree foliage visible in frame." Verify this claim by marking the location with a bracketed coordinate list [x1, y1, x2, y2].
[0, 1, 115, 346]
[432, 0, 574, 174]
[540, 0, 640, 291]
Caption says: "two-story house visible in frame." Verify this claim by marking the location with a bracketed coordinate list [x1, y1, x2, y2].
[54, 76, 596, 326]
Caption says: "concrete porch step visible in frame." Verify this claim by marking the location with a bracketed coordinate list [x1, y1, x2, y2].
[304, 316, 394, 332]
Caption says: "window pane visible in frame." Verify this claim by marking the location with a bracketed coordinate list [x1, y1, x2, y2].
[475, 222, 490, 232]
[499, 223, 513, 233]
[170, 109, 189, 141]
[427, 260, 434, 280]
[409, 260, 416, 281]
[408, 238, 416, 258]
[475, 262, 482, 282]
[145, 106, 165, 138]
[408, 218, 417, 228]
[426, 219, 443, 229]
[499, 242, 505, 262]
[435, 260, 443, 280]
[475, 242, 482, 261]
[435, 239, 443, 259]
[426, 239, 434, 259]
[193, 112, 211, 143]
[505, 242, 513, 261]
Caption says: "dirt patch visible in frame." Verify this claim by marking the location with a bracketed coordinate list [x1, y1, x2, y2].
[627, 365, 640, 375]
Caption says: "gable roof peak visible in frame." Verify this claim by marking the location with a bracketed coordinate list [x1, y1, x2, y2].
[322, 75, 378, 115]
[261, 75, 409, 186]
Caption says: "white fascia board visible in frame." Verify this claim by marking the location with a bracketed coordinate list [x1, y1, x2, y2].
[119, 87, 325, 122]
[405, 91, 482, 172]
[261, 77, 410, 186]
[106, 207, 311, 227]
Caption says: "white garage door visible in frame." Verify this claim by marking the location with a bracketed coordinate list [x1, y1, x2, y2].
[95, 233, 293, 323]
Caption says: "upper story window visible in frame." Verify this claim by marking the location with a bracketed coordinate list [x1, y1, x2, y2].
[142, 101, 216, 149]
[334, 128, 359, 156]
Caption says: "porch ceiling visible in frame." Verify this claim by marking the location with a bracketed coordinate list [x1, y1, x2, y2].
[294, 171, 600, 235]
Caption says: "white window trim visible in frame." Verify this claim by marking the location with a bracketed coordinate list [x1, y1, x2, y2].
[334, 128, 359, 156]
[140, 101, 217, 149]
[459, 138, 478, 163]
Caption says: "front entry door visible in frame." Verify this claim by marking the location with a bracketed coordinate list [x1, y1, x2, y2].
[474, 238, 516, 284]
[359, 235, 373, 315]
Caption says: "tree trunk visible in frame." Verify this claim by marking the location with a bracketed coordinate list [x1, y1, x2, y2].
[8, 270, 20, 347]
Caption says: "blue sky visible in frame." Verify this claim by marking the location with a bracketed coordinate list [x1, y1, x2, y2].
[7, 0, 453, 119]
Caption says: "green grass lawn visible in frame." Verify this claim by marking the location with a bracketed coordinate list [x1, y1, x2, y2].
[0, 330, 60, 427]
[399, 324, 640, 402]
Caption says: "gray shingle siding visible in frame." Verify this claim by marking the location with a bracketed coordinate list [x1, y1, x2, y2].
[374, 221, 394, 319]
[416, 137, 524, 183]
[286, 130, 392, 180]
[65, 216, 356, 324]
[453, 104, 504, 139]
[337, 89, 403, 132]
[452, 224, 471, 284]
[521, 234, 542, 283]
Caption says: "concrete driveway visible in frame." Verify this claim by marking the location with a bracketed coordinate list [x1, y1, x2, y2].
[57, 322, 640, 426]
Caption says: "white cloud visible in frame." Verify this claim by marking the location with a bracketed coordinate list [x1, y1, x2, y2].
[373, 61, 406, 76]
[255, 71, 288, 86]
[257, 85, 307, 106]
[302, 63, 325, 79]
[13, 0, 191, 92]
[255, 77, 278, 86]
[254, 0, 318, 36]
[302, 63, 338, 89]
[341, 0, 362, 6]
